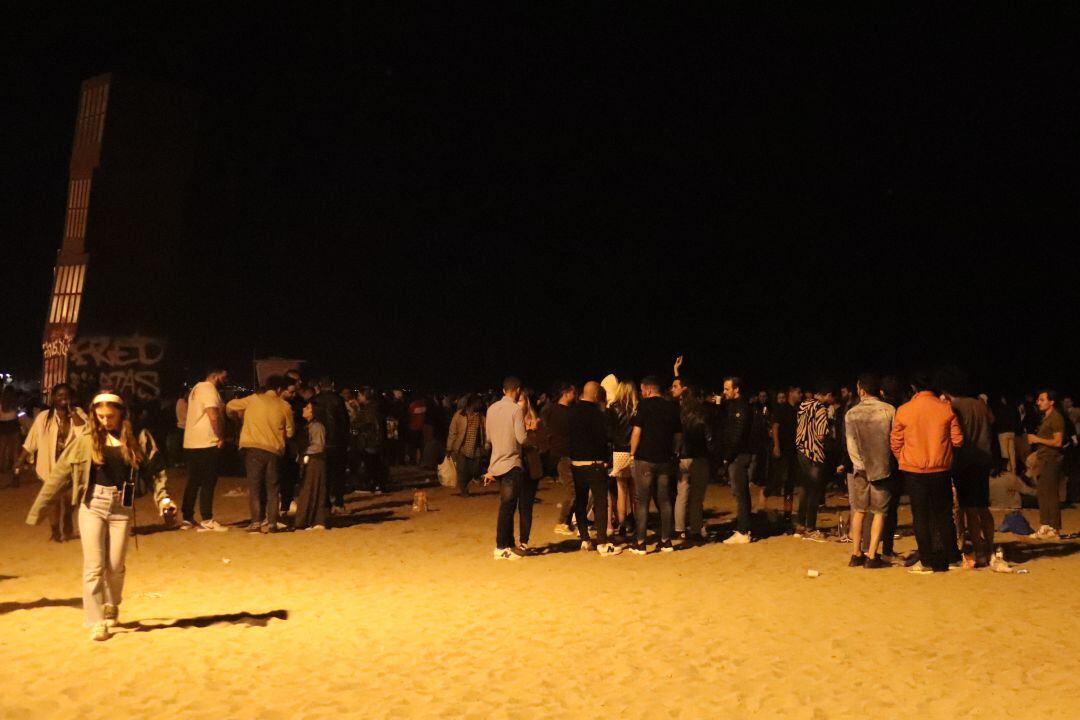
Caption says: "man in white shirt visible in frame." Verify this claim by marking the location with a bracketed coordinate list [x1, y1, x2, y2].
[485, 376, 528, 560]
[181, 367, 228, 531]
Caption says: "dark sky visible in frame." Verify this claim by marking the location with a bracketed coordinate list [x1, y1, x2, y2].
[3, 4, 1079, 394]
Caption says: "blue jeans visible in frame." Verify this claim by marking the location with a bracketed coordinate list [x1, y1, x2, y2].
[728, 453, 753, 533]
[796, 454, 824, 530]
[245, 448, 281, 527]
[633, 459, 675, 543]
[79, 486, 132, 625]
[496, 467, 524, 549]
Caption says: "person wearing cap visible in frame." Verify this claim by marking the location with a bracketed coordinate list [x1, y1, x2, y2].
[26, 392, 176, 641]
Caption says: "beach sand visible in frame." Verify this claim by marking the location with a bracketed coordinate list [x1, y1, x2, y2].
[2, 471, 1079, 719]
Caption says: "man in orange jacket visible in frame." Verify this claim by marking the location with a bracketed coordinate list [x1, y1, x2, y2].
[890, 372, 964, 573]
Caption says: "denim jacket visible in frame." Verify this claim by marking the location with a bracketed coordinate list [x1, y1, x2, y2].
[26, 430, 171, 525]
[844, 396, 896, 482]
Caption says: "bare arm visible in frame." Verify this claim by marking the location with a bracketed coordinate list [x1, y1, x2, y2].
[206, 406, 225, 443]
[1028, 432, 1063, 449]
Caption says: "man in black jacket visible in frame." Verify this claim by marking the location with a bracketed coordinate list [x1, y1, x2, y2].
[721, 376, 754, 544]
[312, 377, 350, 511]
[568, 381, 621, 556]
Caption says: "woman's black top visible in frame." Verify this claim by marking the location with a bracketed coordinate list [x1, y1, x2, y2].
[92, 446, 129, 489]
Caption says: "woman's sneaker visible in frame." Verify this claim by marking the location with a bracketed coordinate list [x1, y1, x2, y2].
[580, 540, 594, 552]
[724, 531, 752, 545]
[89, 621, 110, 641]
[628, 542, 648, 556]
[102, 603, 118, 628]
[493, 547, 524, 560]
[197, 519, 228, 533]
[658, 539, 675, 553]
[553, 524, 576, 537]
[597, 543, 622, 557]
[178, 520, 197, 531]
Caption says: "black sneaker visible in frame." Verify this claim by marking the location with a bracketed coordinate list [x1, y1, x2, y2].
[848, 555, 866, 567]
[628, 542, 648, 556]
[864, 557, 890, 569]
[658, 539, 674, 553]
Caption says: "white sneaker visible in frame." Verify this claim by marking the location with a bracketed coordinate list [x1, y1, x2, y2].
[178, 520, 197, 531]
[307, 525, 326, 531]
[90, 621, 110, 641]
[597, 543, 622, 557]
[102, 603, 118, 628]
[493, 547, 523, 560]
[197, 519, 228, 532]
[580, 540, 593, 552]
[1035, 525, 1059, 539]
[723, 531, 751, 545]
[553, 524, 576, 537]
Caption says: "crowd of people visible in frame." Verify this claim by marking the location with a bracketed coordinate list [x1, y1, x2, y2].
[462, 360, 1079, 570]
[2, 359, 1079, 640]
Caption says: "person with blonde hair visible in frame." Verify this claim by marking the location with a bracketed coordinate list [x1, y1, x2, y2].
[608, 379, 638, 538]
[26, 392, 176, 641]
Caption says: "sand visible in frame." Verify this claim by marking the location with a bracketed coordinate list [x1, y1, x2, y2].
[2, 470, 1080, 720]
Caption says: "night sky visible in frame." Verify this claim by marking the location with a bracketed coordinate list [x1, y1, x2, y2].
[3, 4, 1078, 394]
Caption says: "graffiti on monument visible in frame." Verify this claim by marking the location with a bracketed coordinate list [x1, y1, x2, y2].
[68, 335, 166, 400]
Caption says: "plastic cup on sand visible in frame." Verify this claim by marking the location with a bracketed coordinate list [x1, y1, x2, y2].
[806, 569, 820, 578]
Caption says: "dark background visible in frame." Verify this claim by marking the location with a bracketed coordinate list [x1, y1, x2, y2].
[3, 3, 1078, 394]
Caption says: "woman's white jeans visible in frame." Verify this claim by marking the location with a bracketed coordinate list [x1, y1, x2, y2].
[78, 485, 132, 625]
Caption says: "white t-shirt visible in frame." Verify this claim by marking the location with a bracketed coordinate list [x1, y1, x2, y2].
[183, 381, 222, 449]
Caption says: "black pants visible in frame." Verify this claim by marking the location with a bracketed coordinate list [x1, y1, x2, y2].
[729, 453, 753, 533]
[325, 446, 347, 508]
[455, 454, 480, 496]
[182, 447, 219, 522]
[572, 464, 610, 544]
[906, 471, 956, 571]
[245, 448, 280, 527]
[881, 474, 901, 555]
[279, 455, 300, 516]
[796, 454, 824, 530]
[361, 450, 388, 491]
[496, 467, 524, 549]
[518, 473, 539, 544]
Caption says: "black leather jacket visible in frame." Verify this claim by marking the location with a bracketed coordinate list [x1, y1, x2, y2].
[721, 397, 752, 461]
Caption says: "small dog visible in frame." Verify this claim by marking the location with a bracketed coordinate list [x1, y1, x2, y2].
[412, 490, 429, 512]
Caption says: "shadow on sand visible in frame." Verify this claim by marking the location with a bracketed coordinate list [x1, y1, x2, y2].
[1001, 540, 1080, 564]
[0, 597, 82, 615]
[119, 609, 288, 633]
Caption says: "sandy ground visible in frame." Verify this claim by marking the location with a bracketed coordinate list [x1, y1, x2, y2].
[2, 469, 1080, 720]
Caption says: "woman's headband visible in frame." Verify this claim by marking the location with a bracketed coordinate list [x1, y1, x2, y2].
[91, 393, 124, 407]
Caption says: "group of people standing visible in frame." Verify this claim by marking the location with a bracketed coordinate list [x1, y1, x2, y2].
[474, 364, 1076, 571]
[4, 360, 1075, 641]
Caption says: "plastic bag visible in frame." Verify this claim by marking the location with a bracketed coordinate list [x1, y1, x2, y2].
[438, 455, 457, 488]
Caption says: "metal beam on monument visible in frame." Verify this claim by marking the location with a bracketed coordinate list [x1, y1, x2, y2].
[41, 74, 110, 398]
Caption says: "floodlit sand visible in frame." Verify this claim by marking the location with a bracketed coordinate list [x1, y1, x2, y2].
[2, 470, 1080, 720]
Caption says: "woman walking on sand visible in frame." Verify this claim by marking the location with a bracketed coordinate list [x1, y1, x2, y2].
[26, 392, 176, 641]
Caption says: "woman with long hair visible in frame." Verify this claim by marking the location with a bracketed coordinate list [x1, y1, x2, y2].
[15, 383, 87, 541]
[608, 379, 639, 538]
[675, 385, 712, 544]
[517, 389, 545, 552]
[26, 392, 176, 641]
